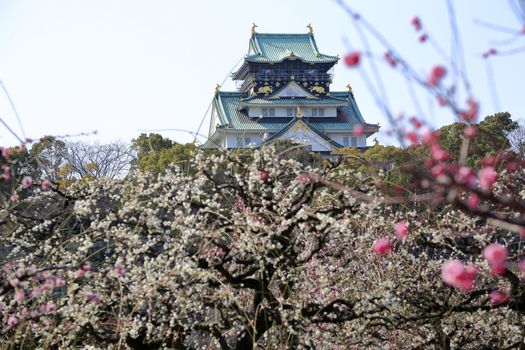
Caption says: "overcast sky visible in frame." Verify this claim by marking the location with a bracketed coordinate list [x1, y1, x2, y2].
[0, 1, 524, 146]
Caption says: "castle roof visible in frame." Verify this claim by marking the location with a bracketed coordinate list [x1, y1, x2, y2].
[245, 33, 338, 64]
[211, 91, 369, 132]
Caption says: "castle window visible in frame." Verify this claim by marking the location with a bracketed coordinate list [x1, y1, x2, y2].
[351, 137, 357, 147]
[311, 108, 325, 117]
[343, 137, 349, 147]
[286, 108, 296, 117]
[236, 137, 244, 147]
[245, 136, 252, 145]
[262, 107, 275, 117]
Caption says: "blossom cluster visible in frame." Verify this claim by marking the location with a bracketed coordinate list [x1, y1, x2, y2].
[1, 145, 524, 349]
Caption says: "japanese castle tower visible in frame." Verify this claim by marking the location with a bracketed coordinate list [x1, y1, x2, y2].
[203, 24, 378, 153]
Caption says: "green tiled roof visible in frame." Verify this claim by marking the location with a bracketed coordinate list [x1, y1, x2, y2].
[239, 96, 349, 108]
[213, 91, 367, 132]
[215, 92, 286, 131]
[331, 92, 366, 125]
[246, 33, 338, 63]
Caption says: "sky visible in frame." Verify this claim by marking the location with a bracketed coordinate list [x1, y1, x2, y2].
[0, 0, 524, 147]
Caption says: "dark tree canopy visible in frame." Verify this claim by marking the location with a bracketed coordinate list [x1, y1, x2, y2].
[131, 133, 198, 174]
[438, 112, 518, 167]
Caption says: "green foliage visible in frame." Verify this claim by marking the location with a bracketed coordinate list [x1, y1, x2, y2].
[365, 145, 427, 190]
[131, 133, 197, 174]
[438, 112, 518, 167]
[131, 133, 175, 161]
[334, 145, 426, 191]
[28, 136, 67, 181]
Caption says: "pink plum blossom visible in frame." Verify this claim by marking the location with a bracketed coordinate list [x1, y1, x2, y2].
[409, 117, 422, 129]
[84, 291, 101, 304]
[76, 261, 91, 277]
[459, 98, 479, 122]
[298, 173, 310, 184]
[431, 164, 446, 177]
[9, 278, 19, 287]
[7, 315, 18, 327]
[441, 260, 476, 292]
[372, 238, 392, 256]
[411, 16, 422, 31]
[76, 261, 92, 277]
[42, 303, 56, 314]
[41, 180, 51, 190]
[30, 286, 44, 299]
[1, 171, 10, 181]
[430, 144, 449, 162]
[14, 290, 25, 302]
[489, 290, 509, 305]
[113, 262, 126, 277]
[395, 221, 409, 239]
[21, 177, 32, 188]
[506, 162, 518, 172]
[406, 132, 418, 145]
[437, 96, 448, 106]
[15, 268, 25, 278]
[454, 166, 475, 186]
[1, 148, 11, 158]
[467, 194, 480, 210]
[421, 129, 439, 145]
[463, 125, 477, 138]
[384, 51, 397, 68]
[55, 278, 66, 287]
[81, 261, 91, 271]
[483, 243, 507, 275]
[352, 124, 364, 137]
[343, 52, 360, 67]
[482, 156, 496, 167]
[478, 166, 497, 190]
[428, 65, 447, 87]
[482, 48, 497, 59]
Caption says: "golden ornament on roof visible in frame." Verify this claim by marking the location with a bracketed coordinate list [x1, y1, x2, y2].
[307, 23, 314, 35]
[251, 23, 258, 35]
[310, 86, 325, 94]
[296, 106, 303, 119]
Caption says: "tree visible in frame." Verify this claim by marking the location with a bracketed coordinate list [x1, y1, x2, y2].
[438, 112, 518, 167]
[61, 141, 133, 179]
[131, 133, 197, 174]
[508, 119, 525, 158]
[29, 136, 67, 181]
[1, 147, 524, 349]
[131, 133, 175, 162]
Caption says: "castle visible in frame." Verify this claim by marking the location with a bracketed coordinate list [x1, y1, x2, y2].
[203, 24, 378, 154]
